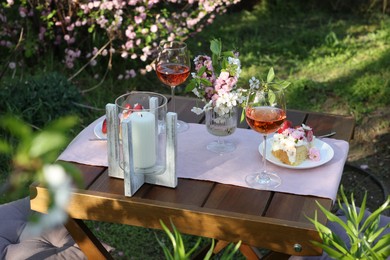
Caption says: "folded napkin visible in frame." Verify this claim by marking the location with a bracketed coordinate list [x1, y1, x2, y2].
[59, 118, 349, 201]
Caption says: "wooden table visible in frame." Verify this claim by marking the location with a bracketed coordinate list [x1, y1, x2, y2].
[30, 95, 355, 259]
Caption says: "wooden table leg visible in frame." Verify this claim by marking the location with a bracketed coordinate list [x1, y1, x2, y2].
[65, 218, 114, 260]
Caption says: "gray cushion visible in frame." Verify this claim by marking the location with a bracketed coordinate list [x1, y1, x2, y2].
[0, 197, 86, 259]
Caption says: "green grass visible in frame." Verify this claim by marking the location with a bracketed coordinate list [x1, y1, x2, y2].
[1, 1, 389, 259]
[182, 3, 390, 122]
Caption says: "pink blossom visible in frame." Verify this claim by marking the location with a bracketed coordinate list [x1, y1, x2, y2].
[136, 6, 145, 13]
[282, 128, 293, 136]
[150, 24, 158, 33]
[19, 7, 27, 17]
[309, 148, 320, 161]
[127, 69, 136, 78]
[306, 130, 313, 142]
[134, 16, 143, 24]
[145, 65, 153, 72]
[125, 40, 133, 50]
[219, 71, 230, 80]
[92, 47, 98, 55]
[8, 62, 16, 69]
[211, 94, 219, 103]
[291, 130, 305, 140]
[38, 27, 46, 41]
[121, 51, 128, 58]
[66, 62, 74, 69]
[66, 24, 74, 31]
[205, 87, 214, 98]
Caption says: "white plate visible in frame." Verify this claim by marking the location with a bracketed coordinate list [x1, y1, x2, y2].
[94, 118, 107, 139]
[258, 138, 334, 169]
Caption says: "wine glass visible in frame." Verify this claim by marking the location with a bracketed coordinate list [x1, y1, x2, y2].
[156, 41, 190, 133]
[245, 88, 286, 189]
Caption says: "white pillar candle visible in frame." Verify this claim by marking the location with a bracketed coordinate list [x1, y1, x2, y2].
[129, 111, 156, 169]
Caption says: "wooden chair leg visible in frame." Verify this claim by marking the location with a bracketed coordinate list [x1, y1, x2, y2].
[65, 218, 113, 260]
[192, 240, 232, 260]
[239, 244, 264, 259]
[213, 240, 230, 254]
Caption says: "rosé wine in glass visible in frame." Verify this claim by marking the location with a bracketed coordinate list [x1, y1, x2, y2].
[245, 106, 286, 135]
[245, 89, 286, 189]
[156, 63, 190, 87]
[156, 41, 190, 133]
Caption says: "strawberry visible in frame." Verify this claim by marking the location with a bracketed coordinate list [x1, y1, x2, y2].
[277, 120, 292, 133]
[102, 118, 107, 134]
[122, 103, 133, 119]
[134, 103, 143, 110]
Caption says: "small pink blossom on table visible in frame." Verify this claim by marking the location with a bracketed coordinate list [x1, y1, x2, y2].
[309, 147, 321, 161]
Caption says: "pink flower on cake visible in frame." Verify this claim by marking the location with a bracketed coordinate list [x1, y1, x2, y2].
[291, 129, 305, 140]
[302, 124, 314, 142]
[306, 130, 314, 142]
[309, 147, 321, 161]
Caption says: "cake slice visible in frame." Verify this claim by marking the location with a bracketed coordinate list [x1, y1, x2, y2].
[271, 122, 318, 166]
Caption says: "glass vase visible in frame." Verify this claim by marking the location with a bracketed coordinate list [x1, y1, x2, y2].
[205, 106, 238, 154]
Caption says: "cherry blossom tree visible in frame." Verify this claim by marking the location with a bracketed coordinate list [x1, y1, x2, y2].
[1, 0, 241, 80]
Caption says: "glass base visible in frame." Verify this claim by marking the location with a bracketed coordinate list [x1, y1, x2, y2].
[207, 140, 236, 154]
[245, 172, 281, 189]
[176, 120, 189, 133]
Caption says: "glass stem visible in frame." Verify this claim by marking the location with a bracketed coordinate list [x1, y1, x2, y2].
[170, 86, 176, 113]
[261, 134, 268, 177]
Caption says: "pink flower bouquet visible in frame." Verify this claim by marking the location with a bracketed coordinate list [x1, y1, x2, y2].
[185, 39, 244, 116]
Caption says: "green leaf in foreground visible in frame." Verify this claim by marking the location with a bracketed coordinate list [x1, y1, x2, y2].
[308, 186, 390, 259]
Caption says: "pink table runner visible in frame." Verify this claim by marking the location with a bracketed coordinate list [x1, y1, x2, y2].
[59, 116, 349, 202]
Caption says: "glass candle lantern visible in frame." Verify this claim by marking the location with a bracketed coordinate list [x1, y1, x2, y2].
[115, 91, 168, 175]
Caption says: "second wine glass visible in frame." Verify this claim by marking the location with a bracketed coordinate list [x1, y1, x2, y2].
[245, 88, 286, 189]
[156, 41, 190, 133]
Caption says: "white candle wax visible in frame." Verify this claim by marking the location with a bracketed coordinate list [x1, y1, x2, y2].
[129, 111, 156, 169]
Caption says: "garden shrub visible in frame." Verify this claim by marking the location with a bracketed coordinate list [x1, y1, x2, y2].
[0, 72, 87, 128]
